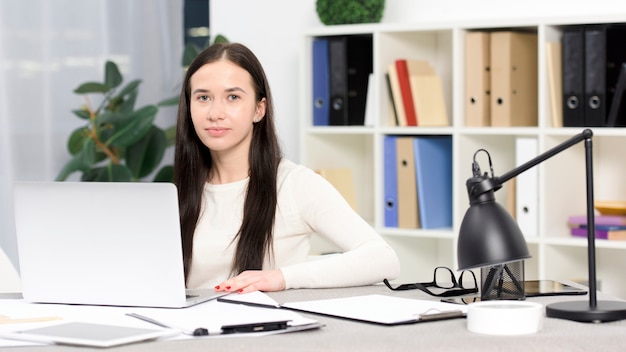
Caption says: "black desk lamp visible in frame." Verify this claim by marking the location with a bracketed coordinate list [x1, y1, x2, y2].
[457, 128, 626, 322]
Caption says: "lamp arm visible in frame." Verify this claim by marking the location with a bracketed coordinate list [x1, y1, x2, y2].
[495, 129, 593, 185]
[494, 128, 597, 306]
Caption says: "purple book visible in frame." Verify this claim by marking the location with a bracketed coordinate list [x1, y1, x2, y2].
[570, 227, 626, 240]
[567, 215, 626, 226]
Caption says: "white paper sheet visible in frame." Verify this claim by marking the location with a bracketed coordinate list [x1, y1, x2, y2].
[281, 294, 468, 325]
[0, 292, 319, 347]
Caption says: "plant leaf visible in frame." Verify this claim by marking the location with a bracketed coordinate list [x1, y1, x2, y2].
[55, 138, 101, 181]
[164, 125, 176, 147]
[116, 79, 142, 97]
[55, 150, 88, 181]
[106, 105, 158, 147]
[158, 95, 180, 107]
[67, 127, 89, 155]
[125, 126, 166, 179]
[74, 82, 108, 94]
[153, 165, 174, 182]
[94, 110, 120, 126]
[182, 43, 201, 67]
[117, 89, 138, 114]
[81, 138, 100, 167]
[213, 34, 229, 44]
[82, 164, 132, 182]
[104, 61, 123, 90]
[72, 109, 91, 120]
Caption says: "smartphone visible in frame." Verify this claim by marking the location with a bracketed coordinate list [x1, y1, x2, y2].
[441, 280, 587, 305]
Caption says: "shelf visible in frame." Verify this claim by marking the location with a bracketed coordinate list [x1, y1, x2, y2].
[300, 17, 626, 298]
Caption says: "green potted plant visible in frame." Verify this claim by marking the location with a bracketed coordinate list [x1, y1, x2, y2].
[56, 35, 228, 183]
[316, 0, 386, 25]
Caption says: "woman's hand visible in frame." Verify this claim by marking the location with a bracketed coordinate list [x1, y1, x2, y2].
[214, 269, 286, 294]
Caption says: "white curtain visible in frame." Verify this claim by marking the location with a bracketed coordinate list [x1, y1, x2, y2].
[0, 0, 184, 271]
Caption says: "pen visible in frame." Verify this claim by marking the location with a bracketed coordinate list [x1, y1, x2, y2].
[126, 313, 290, 336]
[221, 320, 289, 334]
[417, 310, 465, 321]
[126, 313, 209, 336]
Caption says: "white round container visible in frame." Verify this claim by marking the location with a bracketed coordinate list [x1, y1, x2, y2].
[467, 300, 544, 335]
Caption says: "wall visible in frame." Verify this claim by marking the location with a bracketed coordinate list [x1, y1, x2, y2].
[210, 1, 319, 161]
[210, 0, 626, 163]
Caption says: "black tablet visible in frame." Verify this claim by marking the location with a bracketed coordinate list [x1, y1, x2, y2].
[524, 280, 587, 297]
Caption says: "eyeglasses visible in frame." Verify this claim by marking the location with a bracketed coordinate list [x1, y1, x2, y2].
[383, 266, 478, 297]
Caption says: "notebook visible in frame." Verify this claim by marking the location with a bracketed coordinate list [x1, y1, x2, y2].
[12, 181, 226, 308]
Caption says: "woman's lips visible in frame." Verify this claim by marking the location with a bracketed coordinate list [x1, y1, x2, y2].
[206, 127, 229, 137]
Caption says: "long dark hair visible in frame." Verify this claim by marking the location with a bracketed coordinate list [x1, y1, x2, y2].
[173, 43, 282, 283]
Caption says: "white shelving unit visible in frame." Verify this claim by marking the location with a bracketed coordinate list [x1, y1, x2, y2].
[299, 15, 626, 299]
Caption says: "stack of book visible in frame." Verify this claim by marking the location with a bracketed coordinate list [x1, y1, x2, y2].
[559, 24, 626, 128]
[464, 30, 538, 127]
[383, 135, 452, 230]
[386, 59, 448, 127]
[311, 35, 373, 126]
[567, 215, 626, 240]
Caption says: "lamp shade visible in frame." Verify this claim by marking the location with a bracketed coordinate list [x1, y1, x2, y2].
[460, 132, 626, 322]
[458, 196, 531, 271]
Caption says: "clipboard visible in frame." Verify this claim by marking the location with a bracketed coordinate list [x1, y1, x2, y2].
[220, 293, 466, 326]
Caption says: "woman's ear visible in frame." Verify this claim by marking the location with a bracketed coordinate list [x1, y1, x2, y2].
[254, 98, 266, 123]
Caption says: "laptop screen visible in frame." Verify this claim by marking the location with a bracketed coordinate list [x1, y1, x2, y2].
[12, 182, 197, 308]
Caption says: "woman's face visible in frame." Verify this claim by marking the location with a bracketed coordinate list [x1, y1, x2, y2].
[189, 59, 265, 157]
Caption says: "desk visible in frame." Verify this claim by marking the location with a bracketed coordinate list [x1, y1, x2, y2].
[2, 285, 626, 351]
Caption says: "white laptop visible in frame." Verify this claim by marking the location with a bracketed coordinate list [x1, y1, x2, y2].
[12, 181, 226, 308]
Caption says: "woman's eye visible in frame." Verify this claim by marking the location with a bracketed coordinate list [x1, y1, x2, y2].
[198, 95, 209, 101]
[228, 94, 240, 101]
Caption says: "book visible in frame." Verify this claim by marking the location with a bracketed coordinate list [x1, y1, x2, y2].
[567, 214, 626, 227]
[312, 38, 330, 126]
[363, 73, 375, 126]
[413, 136, 452, 229]
[583, 25, 607, 127]
[606, 62, 626, 127]
[396, 136, 420, 229]
[327, 36, 373, 126]
[561, 26, 585, 127]
[410, 74, 448, 126]
[515, 137, 538, 237]
[316, 168, 358, 211]
[570, 227, 626, 240]
[546, 41, 563, 128]
[395, 59, 419, 126]
[403, 59, 442, 126]
[490, 31, 538, 127]
[328, 37, 348, 125]
[577, 225, 626, 231]
[583, 24, 626, 127]
[346, 35, 373, 125]
[384, 73, 399, 126]
[465, 31, 491, 127]
[383, 135, 398, 227]
[387, 63, 407, 126]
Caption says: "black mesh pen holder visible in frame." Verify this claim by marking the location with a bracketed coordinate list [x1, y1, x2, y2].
[480, 260, 525, 301]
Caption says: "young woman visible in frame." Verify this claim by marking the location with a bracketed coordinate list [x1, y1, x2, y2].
[174, 42, 400, 294]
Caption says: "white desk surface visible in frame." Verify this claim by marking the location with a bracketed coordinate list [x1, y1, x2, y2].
[2, 284, 626, 351]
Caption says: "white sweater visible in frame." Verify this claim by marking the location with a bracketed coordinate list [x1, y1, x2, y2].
[187, 159, 400, 289]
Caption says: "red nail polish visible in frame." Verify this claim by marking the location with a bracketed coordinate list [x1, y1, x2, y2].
[226, 286, 231, 290]
[214, 285, 220, 290]
[238, 289, 243, 293]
